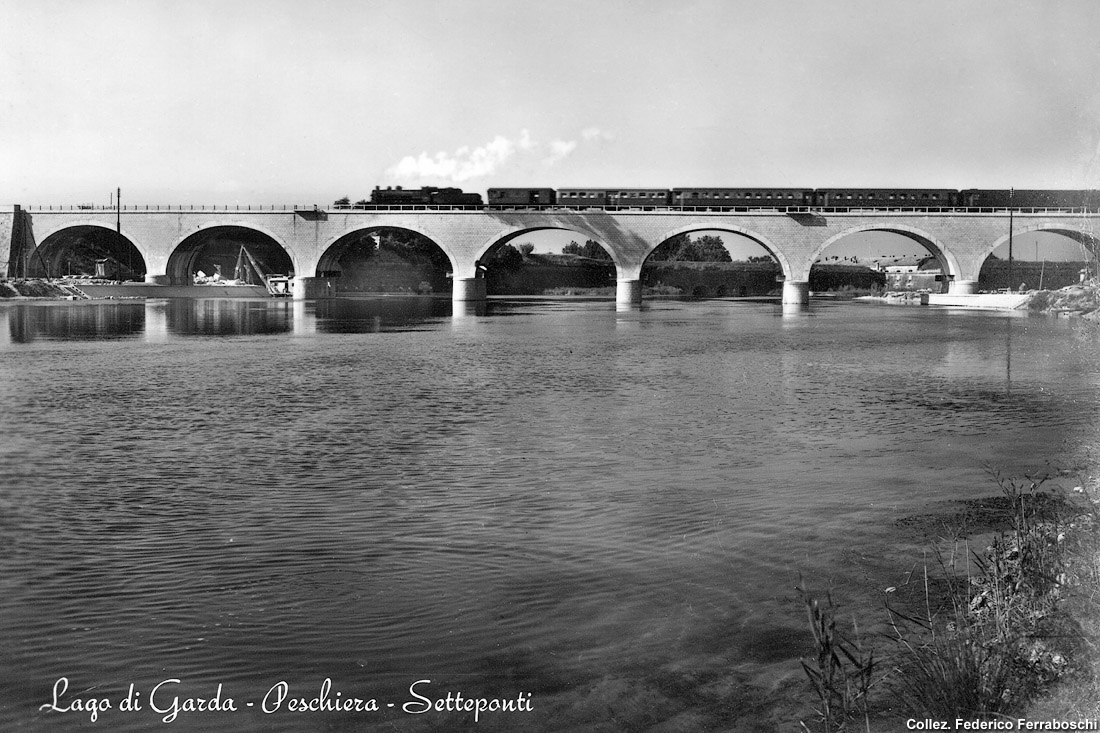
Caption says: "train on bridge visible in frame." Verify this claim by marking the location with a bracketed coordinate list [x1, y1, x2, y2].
[363, 185, 1100, 210]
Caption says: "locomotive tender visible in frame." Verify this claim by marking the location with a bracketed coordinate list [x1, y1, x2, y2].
[363, 185, 1100, 210]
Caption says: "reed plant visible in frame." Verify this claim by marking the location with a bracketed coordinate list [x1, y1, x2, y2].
[797, 582, 878, 732]
[883, 556, 1027, 718]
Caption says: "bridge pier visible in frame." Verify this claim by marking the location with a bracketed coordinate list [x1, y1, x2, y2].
[616, 279, 642, 305]
[782, 280, 810, 306]
[292, 276, 336, 300]
[453, 277, 487, 302]
[949, 279, 979, 295]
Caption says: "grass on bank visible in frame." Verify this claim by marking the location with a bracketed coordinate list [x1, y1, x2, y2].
[798, 467, 1100, 731]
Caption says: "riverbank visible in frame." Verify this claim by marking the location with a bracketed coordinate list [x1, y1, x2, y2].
[0, 278, 273, 300]
[1028, 281, 1100, 320]
[0, 279, 73, 298]
[798, 467, 1100, 730]
[855, 281, 1100, 318]
[4, 277, 1098, 325]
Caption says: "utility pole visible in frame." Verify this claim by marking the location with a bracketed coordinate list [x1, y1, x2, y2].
[1008, 187, 1014, 291]
[117, 187, 129, 281]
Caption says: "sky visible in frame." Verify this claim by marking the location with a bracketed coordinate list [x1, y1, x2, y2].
[3, 0, 1099, 258]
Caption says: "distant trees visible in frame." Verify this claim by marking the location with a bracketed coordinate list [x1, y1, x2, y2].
[647, 234, 732, 262]
[338, 228, 450, 272]
[379, 228, 443, 258]
[518, 242, 535, 257]
[562, 240, 611, 260]
[486, 244, 523, 269]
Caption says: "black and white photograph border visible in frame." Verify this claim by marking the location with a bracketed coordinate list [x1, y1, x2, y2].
[2, 1, 1100, 731]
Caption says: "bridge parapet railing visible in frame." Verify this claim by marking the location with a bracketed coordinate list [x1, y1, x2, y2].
[19, 204, 1100, 215]
[328, 204, 1099, 214]
[22, 204, 307, 212]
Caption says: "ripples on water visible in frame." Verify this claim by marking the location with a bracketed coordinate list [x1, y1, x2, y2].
[0, 297, 1098, 731]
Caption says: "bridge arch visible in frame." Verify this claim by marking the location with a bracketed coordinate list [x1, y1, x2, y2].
[316, 223, 455, 294]
[167, 222, 296, 286]
[984, 221, 1100, 258]
[318, 221, 456, 275]
[27, 221, 147, 280]
[472, 225, 619, 296]
[810, 223, 962, 287]
[979, 221, 1098, 290]
[652, 223, 794, 281]
[475, 225, 619, 273]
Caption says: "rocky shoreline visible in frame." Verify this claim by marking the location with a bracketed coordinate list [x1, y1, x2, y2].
[0, 279, 76, 299]
[1028, 281, 1100, 321]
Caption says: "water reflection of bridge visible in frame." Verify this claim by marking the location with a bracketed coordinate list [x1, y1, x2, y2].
[0, 298, 482, 343]
[3, 205, 1097, 306]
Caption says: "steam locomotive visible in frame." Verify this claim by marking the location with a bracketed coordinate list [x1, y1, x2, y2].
[365, 185, 1100, 210]
[368, 185, 483, 206]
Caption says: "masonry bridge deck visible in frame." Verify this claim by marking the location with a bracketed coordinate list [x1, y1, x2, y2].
[2, 204, 1097, 304]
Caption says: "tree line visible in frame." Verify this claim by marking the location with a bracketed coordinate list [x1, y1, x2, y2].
[489, 233, 748, 265]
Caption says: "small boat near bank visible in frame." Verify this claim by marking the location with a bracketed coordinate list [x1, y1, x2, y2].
[925, 292, 1032, 310]
[855, 290, 1033, 310]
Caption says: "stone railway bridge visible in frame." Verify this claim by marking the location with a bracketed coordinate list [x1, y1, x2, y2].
[1, 204, 1097, 304]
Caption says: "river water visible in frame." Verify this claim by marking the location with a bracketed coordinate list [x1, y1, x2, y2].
[0, 296, 1098, 732]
